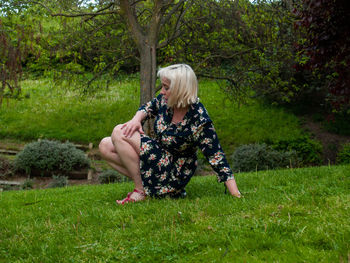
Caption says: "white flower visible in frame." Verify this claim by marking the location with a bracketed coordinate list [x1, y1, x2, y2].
[160, 186, 169, 194]
[149, 154, 156, 161]
[145, 169, 153, 178]
[209, 157, 220, 165]
[140, 143, 151, 155]
[160, 173, 167, 181]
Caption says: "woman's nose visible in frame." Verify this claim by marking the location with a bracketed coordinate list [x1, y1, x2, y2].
[160, 88, 165, 95]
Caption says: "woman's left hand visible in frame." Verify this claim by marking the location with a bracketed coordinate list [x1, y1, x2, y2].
[121, 119, 144, 138]
[225, 179, 241, 198]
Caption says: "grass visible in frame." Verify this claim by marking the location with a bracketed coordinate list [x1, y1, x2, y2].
[0, 77, 303, 153]
[0, 165, 349, 262]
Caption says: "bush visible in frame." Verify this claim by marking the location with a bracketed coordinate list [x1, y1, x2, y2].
[14, 140, 90, 176]
[336, 143, 350, 164]
[21, 179, 34, 190]
[48, 175, 68, 188]
[231, 143, 297, 173]
[270, 136, 323, 166]
[98, 169, 127, 184]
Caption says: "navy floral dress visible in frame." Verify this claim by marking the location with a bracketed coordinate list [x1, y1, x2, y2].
[138, 94, 234, 197]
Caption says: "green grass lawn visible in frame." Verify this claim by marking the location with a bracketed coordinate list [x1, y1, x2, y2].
[0, 77, 303, 154]
[1, 165, 349, 262]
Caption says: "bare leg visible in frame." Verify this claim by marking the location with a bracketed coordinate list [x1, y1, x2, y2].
[111, 125, 144, 192]
[99, 137, 130, 177]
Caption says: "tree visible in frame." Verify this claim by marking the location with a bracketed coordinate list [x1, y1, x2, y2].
[26, 0, 193, 106]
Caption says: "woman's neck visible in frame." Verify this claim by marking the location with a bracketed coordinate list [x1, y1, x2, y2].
[172, 106, 189, 124]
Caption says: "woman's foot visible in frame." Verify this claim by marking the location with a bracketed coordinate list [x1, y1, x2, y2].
[116, 189, 145, 205]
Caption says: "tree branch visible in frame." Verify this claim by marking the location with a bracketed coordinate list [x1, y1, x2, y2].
[161, 0, 186, 25]
[85, 55, 134, 91]
[120, 0, 145, 48]
[193, 43, 273, 72]
[28, 1, 119, 18]
[51, 10, 119, 17]
[157, 0, 193, 48]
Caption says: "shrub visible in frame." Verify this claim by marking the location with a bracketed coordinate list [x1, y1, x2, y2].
[231, 143, 298, 173]
[270, 136, 323, 166]
[14, 140, 90, 175]
[98, 169, 127, 184]
[21, 179, 34, 190]
[336, 143, 350, 164]
[48, 175, 68, 188]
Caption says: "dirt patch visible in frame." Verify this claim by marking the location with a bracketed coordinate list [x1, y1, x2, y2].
[301, 116, 350, 164]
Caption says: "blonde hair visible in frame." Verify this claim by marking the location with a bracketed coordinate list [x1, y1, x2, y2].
[157, 64, 198, 108]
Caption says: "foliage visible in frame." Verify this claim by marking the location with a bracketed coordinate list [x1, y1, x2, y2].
[160, 0, 301, 106]
[21, 178, 34, 190]
[98, 169, 126, 184]
[0, 166, 349, 261]
[294, 0, 350, 112]
[270, 135, 323, 166]
[1, 0, 306, 108]
[336, 143, 350, 164]
[14, 139, 90, 175]
[231, 143, 297, 172]
[48, 175, 68, 188]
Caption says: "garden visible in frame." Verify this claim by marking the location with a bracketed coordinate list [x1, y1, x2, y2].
[1, 0, 349, 262]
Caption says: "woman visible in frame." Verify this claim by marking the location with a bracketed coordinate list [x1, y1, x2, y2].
[99, 64, 241, 204]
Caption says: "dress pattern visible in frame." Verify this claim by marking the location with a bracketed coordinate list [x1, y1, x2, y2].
[138, 94, 234, 197]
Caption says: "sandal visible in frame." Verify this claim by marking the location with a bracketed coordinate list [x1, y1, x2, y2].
[116, 189, 145, 205]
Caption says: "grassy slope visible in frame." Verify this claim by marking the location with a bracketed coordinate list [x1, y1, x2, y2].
[0, 78, 302, 154]
[0, 165, 349, 262]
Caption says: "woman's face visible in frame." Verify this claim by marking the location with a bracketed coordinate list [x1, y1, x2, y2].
[160, 77, 171, 101]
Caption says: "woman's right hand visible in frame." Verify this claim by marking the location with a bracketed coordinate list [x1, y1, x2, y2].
[121, 118, 144, 138]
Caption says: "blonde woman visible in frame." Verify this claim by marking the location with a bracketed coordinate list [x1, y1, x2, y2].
[99, 64, 241, 204]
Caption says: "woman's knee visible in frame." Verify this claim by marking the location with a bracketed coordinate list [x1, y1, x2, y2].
[99, 137, 112, 154]
[111, 124, 124, 144]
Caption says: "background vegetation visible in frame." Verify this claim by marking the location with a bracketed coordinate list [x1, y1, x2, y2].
[1, 0, 349, 122]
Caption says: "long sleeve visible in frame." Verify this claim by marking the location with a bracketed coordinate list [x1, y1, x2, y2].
[195, 121, 235, 183]
[138, 94, 162, 120]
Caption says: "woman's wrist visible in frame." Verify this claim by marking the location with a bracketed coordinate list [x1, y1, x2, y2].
[133, 111, 146, 122]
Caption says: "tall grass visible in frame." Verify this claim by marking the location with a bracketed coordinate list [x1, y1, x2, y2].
[0, 77, 302, 153]
[0, 165, 349, 262]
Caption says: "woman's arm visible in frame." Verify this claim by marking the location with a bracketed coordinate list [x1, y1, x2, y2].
[225, 179, 241, 198]
[121, 111, 147, 138]
[196, 121, 241, 198]
[122, 94, 163, 138]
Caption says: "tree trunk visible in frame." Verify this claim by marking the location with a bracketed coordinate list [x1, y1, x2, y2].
[139, 42, 157, 106]
[138, 39, 157, 135]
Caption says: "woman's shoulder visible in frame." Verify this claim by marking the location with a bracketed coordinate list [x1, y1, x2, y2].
[189, 99, 212, 125]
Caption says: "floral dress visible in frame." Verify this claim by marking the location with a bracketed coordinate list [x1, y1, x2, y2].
[138, 94, 235, 197]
